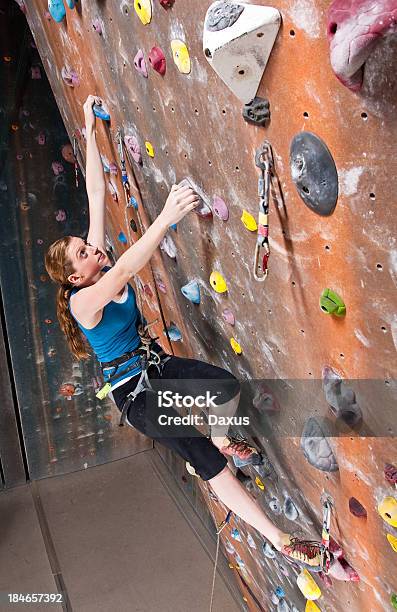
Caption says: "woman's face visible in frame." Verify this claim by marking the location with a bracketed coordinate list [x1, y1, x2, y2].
[66, 237, 108, 287]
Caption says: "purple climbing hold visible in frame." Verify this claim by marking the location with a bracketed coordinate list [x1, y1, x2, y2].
[52, 161, 64, 175]
[300, 417, 339, 472]
[349, 497, 367, 518]
[181, 280, 201, 304]
[55, 209, 66, 222]
[160, 234, 177, 259]
[385, 464, 397, 486]
[31, 66, 41, 79]
[322, 366, 362, 427]
[134, 49, 148, 77]
[124, 134, 142, 165]
[213, 195, 229, 220]
[61, 66, 79, 87]
[92, 17, 102, 34]
[222, 308, 235, 326]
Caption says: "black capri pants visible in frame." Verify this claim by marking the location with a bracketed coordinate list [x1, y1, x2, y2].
[110, 346, 240, 481]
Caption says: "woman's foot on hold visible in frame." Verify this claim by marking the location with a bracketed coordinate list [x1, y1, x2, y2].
[214, 434, 261, 463]
[281, 535, 333, 572]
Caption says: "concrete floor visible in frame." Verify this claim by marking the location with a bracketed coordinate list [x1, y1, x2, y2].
[0, 449, 241, 612]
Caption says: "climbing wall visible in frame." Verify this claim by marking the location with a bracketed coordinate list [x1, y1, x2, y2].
[16, 0, 397, 610]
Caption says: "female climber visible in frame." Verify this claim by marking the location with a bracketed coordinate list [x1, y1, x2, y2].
[44, 95, 333, 573]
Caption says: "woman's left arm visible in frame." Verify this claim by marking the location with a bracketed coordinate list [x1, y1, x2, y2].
[84, 95, 106, 250]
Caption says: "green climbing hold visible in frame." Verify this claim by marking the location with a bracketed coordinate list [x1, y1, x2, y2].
[391, 594, 397, 610]
[320, 288, 346, 316]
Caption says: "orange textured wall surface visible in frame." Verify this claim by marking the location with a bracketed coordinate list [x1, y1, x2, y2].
[23, 1, 396, 610]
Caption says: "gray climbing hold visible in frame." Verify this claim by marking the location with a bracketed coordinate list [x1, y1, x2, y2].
[206, 1, 245, 31]
[269, 496, 282, 514]
[290, 131, 338, 216]
[277, 600, 290, 612]
[262, 541, 276, 559]
[300, 417, 339, 472]
[243, 96, 270, 127]
[253, 454, 275, 479]
[283, 497, 299, 521]
[322, 366, 362, 427]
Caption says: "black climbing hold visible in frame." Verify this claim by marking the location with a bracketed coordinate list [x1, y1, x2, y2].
[290, 131, 338, 216]
[242, 97, 270, 127]
[349, 497, 367, 518]
[129, 218, 137, 232]
[206, 2, 245, 32]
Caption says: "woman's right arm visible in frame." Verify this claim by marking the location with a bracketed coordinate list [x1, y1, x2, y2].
[72, 184, 199, 318]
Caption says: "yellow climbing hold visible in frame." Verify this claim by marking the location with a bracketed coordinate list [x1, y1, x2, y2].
[134, 0, 152, 25]
[145, 141, 155, 157]
[255, 476, 265, 490]
[230, 338, 242, 355]
[228, 563, 234, 569]
[305, 601, 321, 612]
[241, 210, 258, 232]
[209, 271, 227, 293]
[185, 461, 199, 478]
[378, 496, 397, 528]
[387, 533, 397, 553]
[171, 39, 191, 74]
[297, 569, 321, 600]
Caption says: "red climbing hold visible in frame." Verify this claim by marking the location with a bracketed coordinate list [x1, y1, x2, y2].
[385, 463, 397, 486]
[148, 47, 166, 75]
[60, 383, 75, 398]
[158, 0, 174, 7]
[349, 497, 367, 518]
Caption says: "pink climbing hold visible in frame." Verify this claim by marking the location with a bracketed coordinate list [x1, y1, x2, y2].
[37, 132, 46, 145]
[213, 195, 229, 221]
[349, 497, 367, 518]
[55, 209, 66, 222]
[385, 463, 397, 486]
[155, 277, 167, 293]
[92, 17, 102, 34]
[124, 134, 142, 164]
[134, 49, 148, 78]
[148, 47, 166, 75]
[327, 0, 397, 91]
[253, 383, 280, 412]
[52, 161, 64, 175]
[143, 284, 153, 297]
[158, 0, 174, 7]
[31, 66, 41, 79]
[61, 66, 79, 87]
[222, 308, 235, 325]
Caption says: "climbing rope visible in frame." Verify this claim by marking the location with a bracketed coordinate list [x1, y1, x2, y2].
[253, 140, 274, 282]
[209, 505, 233, 612]
[72, 135, 79, 188]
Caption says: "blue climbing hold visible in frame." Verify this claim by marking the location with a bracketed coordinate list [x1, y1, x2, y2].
[65, 0, 75, 8]
[93, 104, 110, 121]
[231, 528, 242, 542]
[127, 196, 138, 210]
[166, 324, 182, 341]
[275, 587, 285, 599]
[181, 280, 201, 304]
[117, 232, 127, 244]
[48, 0, 66, 22]
[170, 223, 177, 231]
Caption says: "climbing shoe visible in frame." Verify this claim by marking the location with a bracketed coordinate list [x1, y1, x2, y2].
[220, 435, 261, 465]
[282, 537, 333, 572]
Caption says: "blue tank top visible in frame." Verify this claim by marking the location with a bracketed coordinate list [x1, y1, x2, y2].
[69, 267, 142, 386]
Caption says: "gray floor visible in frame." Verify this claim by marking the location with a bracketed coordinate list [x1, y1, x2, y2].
[0, 450, 241, 612]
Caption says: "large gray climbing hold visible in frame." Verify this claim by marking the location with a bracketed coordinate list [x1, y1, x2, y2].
[300, 417, 339, 472]
[290, 131, 338, 216]
[322, 366, 362, 427]
[206, 1, 245, 31]
[283, 497, 299, 521]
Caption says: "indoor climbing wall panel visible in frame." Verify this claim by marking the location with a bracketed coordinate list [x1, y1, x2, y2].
[21, 0, 396, 610]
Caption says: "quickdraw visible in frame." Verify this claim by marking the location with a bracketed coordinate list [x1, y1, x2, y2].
[253, 141, 274, 281]
[115, 127, 137, 210]
[320, 492, 333, 573]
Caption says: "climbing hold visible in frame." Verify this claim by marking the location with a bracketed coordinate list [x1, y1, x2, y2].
[213, 195, 229, 221]
[92, 17, 102, 34]
[387, 534, 397, 553]
[166, 324, 182, 342]
[209, 271, 227, 293]
[171, 40, 191, 74]
[231, 528, 242, 542]
[48, 0, 66, 22]
[130, 219, 137, 232]
[254, 455, 274, 480]
[160, 234, 177, 258]
[262, 541, 275, 558]
[93, 104, 110, 121]
[275, 587, 285, 599]
[117, 232, 127, 244]
[253, 383, 279, 412]
[155, 276, 167, 293]
[127, 196, 138, 210]
[59, 382, 75, 398]
[61, 144, 74, 164]
[301, 417, 339, 472]
[178, 178, 213, 218]
[349, 497, 367, 518]
[378, 496, 397, 528]
[185, 461, 199, 477]
[61, 66, 79, 87]
[322, 366, 362, 427]
[124, 134, 142, 165]
[170, 224, 177, 231]
[241, 210, 258, 232]
[385, 464, 397, 486]
[392, 594, 397, 610]
[290, 132, 338, 216]
[232, 451, 263, 468]
[230, 338, 242, 355]
[55, 209, 66, 222]
[158, 0, 174, 6]
[320, 288, 346, 316]
[203, 2, 281, 103]
[145, 141, 155, 157]
[297, 569, 321, 600]
[222, 309, 235, 326]
[31, 66, 41, 79]
[148, 47, 166, 75]
[52, 161, 64, 175]
[255, 476, 265, 490]
[247, 534, 256, 549]
[108, 181, 118, 202]
[243, 97, 270, 127]
[133, 49, 148, 77]
[225, 540, 236, 554]
[134, 0, 152, 25]
[305, 602, 321, 612]
[269, 497, 282, 515]
[65, 0, 74, 8]
[181, 280, 201, 304]
[283, 497, 299, 521]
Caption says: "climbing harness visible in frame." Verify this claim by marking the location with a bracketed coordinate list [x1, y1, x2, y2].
[253, 141, 274, 281]
[72, 135, 79, 188]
